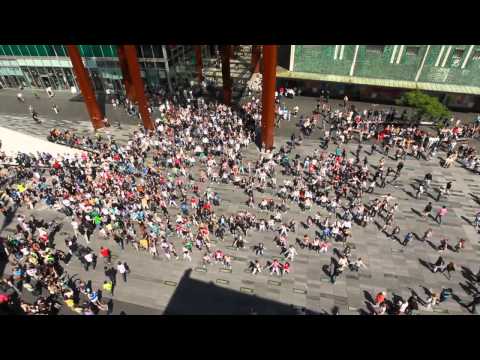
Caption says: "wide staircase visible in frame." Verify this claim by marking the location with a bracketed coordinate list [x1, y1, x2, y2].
[202, 45, 254, 102]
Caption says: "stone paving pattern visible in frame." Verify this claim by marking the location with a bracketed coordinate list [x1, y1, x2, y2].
[1, 90, 480, 315]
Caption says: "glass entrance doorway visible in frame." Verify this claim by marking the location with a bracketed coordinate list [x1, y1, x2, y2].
[40, 75, 52, 89]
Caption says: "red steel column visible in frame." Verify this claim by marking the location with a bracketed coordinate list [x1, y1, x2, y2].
[251, 45, 261, 73]
[122, 45, 155, 130]
[220, 45, 232, 106]
[66, 45, 105, 130]
[261, 45, 277, 150]
[117, 45, 136, 102]
[194, 45, 203, 83]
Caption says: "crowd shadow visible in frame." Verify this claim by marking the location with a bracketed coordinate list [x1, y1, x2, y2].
[164, 269, 300, 315]
[460, 266, 477, 283]
[411, 208, 423, 217]
[363, 290, 374, 304]
[459, 281, 479, 296]
[0, 207, 18, 235]
[403, 189, 416, 199]
[460, 216, 473, 226]
[0, 247, 7, 278]
[469, 193, 480, 205]
[407, 288, 426, 306]
[418, 258, 432, 272]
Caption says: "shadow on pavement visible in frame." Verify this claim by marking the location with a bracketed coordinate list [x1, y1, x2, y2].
[0, 207, 17, 235]
[164, 268, 298, 315]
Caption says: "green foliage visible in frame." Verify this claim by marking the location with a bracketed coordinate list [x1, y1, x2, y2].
[398, 90, 451, 121]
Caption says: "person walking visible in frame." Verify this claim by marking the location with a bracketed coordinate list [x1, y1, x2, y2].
[375, 291, 386, 307]
[424, 173, 433, 188]
[422, 228, 433, 242]
[251, 260, 262, 275]
[434, 206, 448, 224]
[422, 202, 433, 218]
[285, 245, 298, 262]
[329, 257, 337, 284]
[104, 266, 117, 286]
[415, 183, 425, 199]
[395, 161, 404, 177]
[454, 238, 466, 252]
[83, 251, 94, 271]
[439, 288, 453, 303]
[255, 242, 265, 256]
[443, 262, 455, 280]
[432, 256, 445, 273]
[71, 217, 79, 239]
[269, 259, 282, 276]
[403, 232, 413, 246]
[102, 280, 114, 296]
[437, 184, 446, 202]
[100, 247, 112, 265]
[117, 261, 128, 283]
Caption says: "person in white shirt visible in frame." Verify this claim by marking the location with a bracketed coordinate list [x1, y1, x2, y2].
[71, 217, 79, 238]
[117, 261, 128, 282]
[83, 252, 94, 271]
[285, 245, 298, 261]
[351, 257, 367, 272]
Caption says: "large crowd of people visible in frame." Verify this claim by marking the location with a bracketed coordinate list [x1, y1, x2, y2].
[1, 83, 480, 315]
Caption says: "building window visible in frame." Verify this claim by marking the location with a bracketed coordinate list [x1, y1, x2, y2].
[451, 48, 465, 67]
[141, 45, 153, 58]
[53, 45, 67, 57]
[366, 45, 385, 54]
[406, 46, 420, 56]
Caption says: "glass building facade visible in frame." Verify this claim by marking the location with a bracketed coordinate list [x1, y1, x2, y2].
[0, 45, 199, 92]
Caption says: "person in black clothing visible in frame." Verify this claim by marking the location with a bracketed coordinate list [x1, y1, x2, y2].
[422, 202, 433, 218]
[424, 173, 433, 188]
[329, 257, 337, 284]
[91, 253, 97, 270]
[379, 174, 387, 188]
[406, 295, 419, 315]
[355, 145, 362, 160]
[432, 256, 445, 273]
[85, 222, 94, 243]
[396, 161, 404, 177]
[114, 233, 125, 250]
[104, 266, 117, 286]
[444, 262, 455, 280]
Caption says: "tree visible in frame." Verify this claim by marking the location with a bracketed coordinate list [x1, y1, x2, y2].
[396, 90, 451, 123]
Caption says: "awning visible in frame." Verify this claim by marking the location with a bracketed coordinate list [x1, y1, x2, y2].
[276, 68, 480, 95]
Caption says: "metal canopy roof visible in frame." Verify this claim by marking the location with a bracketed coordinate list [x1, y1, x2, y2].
[276, 69, 480, 95]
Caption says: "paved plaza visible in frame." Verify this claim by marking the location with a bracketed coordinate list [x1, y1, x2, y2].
[1, 90, 480, 315]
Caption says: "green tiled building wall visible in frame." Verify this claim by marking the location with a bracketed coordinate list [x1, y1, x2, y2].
[419, 45, 480, 87]
[294, 45, 354, 76]
[354, 45, 423, 81]
[0, 45, 118, 58]
[293, 45, 480, 88]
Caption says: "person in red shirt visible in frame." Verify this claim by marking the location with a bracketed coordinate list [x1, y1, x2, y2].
[375, 291, 386, 307]
[282, 262, 290, 276]
[100, 246, 112, 264]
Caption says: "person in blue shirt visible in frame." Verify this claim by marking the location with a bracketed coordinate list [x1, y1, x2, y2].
[180, 202, 189, 215]
[403, 232, 413, 246]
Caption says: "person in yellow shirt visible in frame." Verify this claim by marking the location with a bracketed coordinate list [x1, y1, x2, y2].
[102, 280, 114, 295]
